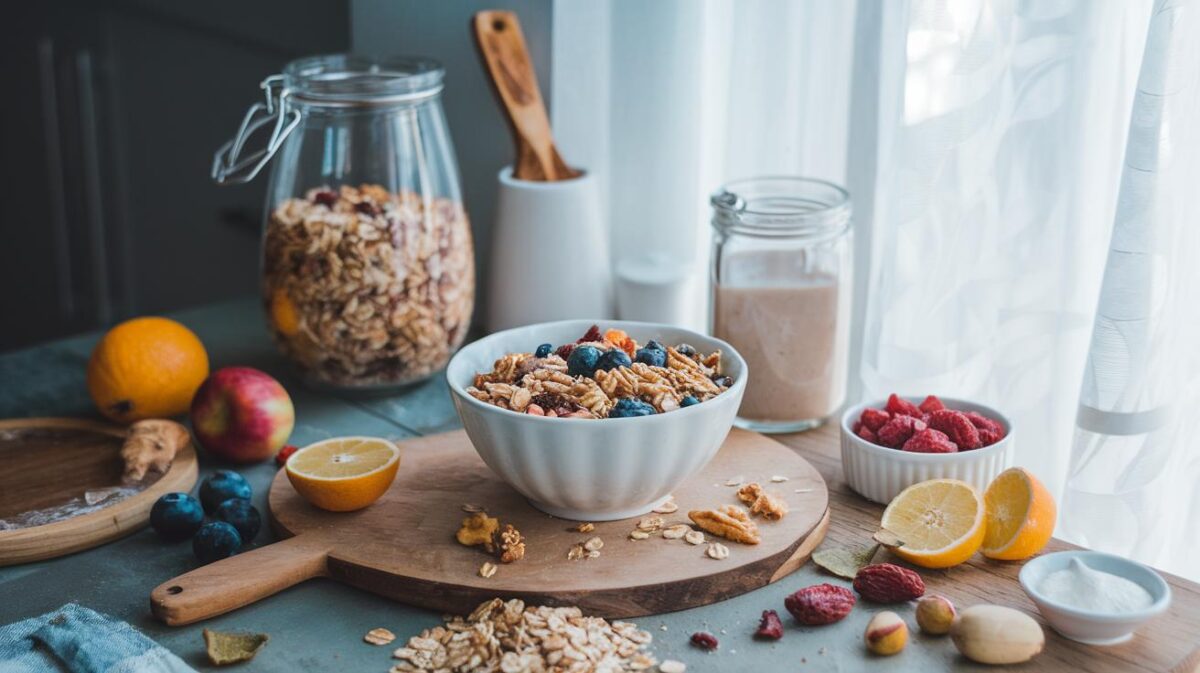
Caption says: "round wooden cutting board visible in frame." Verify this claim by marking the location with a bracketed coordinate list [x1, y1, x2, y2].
[0, 417, 198, 566]
[151, 428, 829, 625]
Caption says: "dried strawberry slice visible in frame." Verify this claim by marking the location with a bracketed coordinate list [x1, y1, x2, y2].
[859, 407, 891, 432]
[963, 411, 1006, 446]
[927, 410, 982, 450]
[876, 415, 926, 448]
[902, 428, 958, 453]
[754, 610, 784, 640]
[857, 426, 878, 444]
[918, 395, 945, 413]
[885, 394, 922, 418]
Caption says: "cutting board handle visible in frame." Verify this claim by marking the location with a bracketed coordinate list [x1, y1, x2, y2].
[150, 535, 330, 626]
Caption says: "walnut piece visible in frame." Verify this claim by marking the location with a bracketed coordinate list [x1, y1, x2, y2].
[689, 505, 761, 545]
[736, 482, 789, 520]
[455, 512, 499, 551]
[497, 524, 525, 563]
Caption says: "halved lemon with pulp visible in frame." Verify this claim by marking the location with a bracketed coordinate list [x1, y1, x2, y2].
[880, 478, 986, 569]
[981, 467, 1056, 560]
[285, 437, 400, 512]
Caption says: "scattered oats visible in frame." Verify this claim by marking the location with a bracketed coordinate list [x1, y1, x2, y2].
[770, 475, 788, 483]
[586, 550, 601, 559]
[461, 503, 485, 513]
[576, 522, 595, 533]
[567, 544, 586, 560]
[479, 562, 498, 578]
[662, 524, 689, 540]
[630, 530, 651, 540]
[364, 627, 396, 645]
[637, 516, 665, 531]
[584, 536, 605, 551]
[725, 475, 744, 487]
[660, 660, 687, 673]
[706, 542, 730, 560]
[652, 500, 679, 514]
[684, 530, 705, 545]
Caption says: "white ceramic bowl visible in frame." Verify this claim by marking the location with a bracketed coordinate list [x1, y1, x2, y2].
[1019, 551, 1172, 645]
[446, 320, 748, 521]
[840, 397, 1013, 504]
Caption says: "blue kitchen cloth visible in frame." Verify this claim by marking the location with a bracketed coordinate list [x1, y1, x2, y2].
[0, 604, 194, 673]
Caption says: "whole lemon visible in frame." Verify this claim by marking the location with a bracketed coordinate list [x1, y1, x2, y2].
[87, 317, 209, 423]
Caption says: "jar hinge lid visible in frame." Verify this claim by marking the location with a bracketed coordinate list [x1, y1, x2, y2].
[211, 75, 301, 185]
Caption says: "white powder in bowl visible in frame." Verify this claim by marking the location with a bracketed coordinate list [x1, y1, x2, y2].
[1037, 558, 1153, 613]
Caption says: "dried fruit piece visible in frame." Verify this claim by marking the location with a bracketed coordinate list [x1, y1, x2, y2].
[915, 595, 956, 635]
[577, 325, 603, 344]
[864, 611, 908, 655]
[274, 444, 298, 467]
[364, 627, 396, 645]
[754, 609, 784, 640]
[690, 631, 719, 650]
[859, 407, 891, 431]
[918, 395, 945, 413]
[204, 629, 269, 665]
[854, 563, 925, 603]
[877, 415, 927, 448]
[689, 506, 761, 544]
[902, 428, 958, 453]
[736, 483, 789, 520]
[886, 394, 922, 418]
[811, 544, 879, 580]
[856, 426, 878, 443]
[706, 542, 730, 560]
[784, 583, 856, 625]
[927, 409, 982, 449]
[964, 411, 1006, 445]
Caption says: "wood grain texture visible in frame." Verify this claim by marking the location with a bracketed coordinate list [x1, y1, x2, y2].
[0, 417, 198, 566]
[772, 423, 1200, 673]
[150, 428, 828, 625]
[473, 10, 580, 181]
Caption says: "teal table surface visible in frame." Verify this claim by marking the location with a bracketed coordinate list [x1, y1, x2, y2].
[3, 298, 1198, 673]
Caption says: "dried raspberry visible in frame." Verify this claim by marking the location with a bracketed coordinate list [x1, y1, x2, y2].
[554, 343, 575, 360]
[927, 410, 982, 449]
[859, 407, 891, 432]
[964, 411, 1006, 446]
[690, 631, 719, 650]
[918, 395, 945, 413]
[275, 444, 298, 467]
[784, 583, 856, 625]
[754, 609, 784, 640]
[854, 563, 925, 603]
[852, 420, 863, 434]
[876, 415, 926, 448]
[857, 426, 878, 444]
[885, 394, 923, 418]
[902, 428, 958, 453]
[312, 190, 338, 207]
[576, 325, 603, 344]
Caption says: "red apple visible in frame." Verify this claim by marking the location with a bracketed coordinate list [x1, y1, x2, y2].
[190, 367, 295, 463]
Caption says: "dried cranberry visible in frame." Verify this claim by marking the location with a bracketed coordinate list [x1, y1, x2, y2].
[576, 325, 603, 344]
[690, 631, 719, 650]
[554, 343, 575, 360]
[354, 201, 380, 216]
[754, 609, 784, 640]
[275, 444, 298, 467]
[312, 190, 338, 207]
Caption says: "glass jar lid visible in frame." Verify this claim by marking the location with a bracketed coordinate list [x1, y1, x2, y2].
[711, 176, 851, 238]
[283, 54, 445, 106]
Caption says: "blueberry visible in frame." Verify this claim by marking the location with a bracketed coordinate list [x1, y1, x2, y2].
[608, 398, 657, 418]
[676, 343, 697, 358]
[645, 340, 666, 353]
[566, 345, 603, 377]
[149, 493, 204, 541]
[199, 470, 252, 515]
[534, 343, 553, 358]
[215, 498, 262, 542]
[596, 349, 632, 372]
[681, 395, 701, 408]
[712, 375, 733, 388]
[192, 521, 242, 564]
[634, 347, 666, 368]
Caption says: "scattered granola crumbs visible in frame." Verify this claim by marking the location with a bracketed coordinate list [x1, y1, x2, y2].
[630, 530, 651, 540]
[652, 500, 679, 514]
[689, 506, 761, 544]
[567, 543, 586, 560]
[479, 562, 498, 578]
[456, 512, 499, 551]
[662, 524, 690, 540]
[684, 530, 705, 545]
[575, 522, 595, 533]
[770, 475, 788, 483]
[364, 627, 396, 645]
[736, 483, 789, 520]
[660, 660, 687, 673]
[497, 524, 525, 563]
[706, 543, 730, 560]
[637, 516, 665, 531]
[584, 536, 604, 552]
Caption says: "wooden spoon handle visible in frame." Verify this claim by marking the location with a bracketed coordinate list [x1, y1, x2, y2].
[150, 535, 330, 626]
[473, 10, 580, 181]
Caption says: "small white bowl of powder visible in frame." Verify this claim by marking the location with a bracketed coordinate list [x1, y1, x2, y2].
[1019, 550, 1172, 645]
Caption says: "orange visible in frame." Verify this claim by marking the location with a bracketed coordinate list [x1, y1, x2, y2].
[285, 437, 400, 512]
[981, 467, 1057, 560]
[87, 317, 209, 423]
[880, 479, 986, 569]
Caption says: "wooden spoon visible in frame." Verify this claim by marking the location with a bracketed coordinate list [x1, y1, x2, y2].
[473, 10, 581, 181]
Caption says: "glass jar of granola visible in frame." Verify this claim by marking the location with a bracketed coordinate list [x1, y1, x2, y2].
[212, 55, 474, 389]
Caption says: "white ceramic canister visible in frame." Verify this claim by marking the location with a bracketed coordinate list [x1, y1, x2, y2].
[487, 167, 614, 332]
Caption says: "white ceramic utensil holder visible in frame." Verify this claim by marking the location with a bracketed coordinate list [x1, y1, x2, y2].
[487, 167, 613, 332]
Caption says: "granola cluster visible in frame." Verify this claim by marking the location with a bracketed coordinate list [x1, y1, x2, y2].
[466, 326, 731, 419]
[263, 184, 474, 387]
[389, 599, 656, 673]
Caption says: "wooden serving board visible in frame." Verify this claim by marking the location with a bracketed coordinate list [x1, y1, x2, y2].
[151, 428, 830, 625]
[0, 417, 198, 566]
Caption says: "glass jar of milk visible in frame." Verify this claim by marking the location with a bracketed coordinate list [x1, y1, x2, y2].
[710, 177, 852, 433]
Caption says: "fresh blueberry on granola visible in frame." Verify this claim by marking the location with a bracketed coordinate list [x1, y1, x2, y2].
[466, 325, 733, 419]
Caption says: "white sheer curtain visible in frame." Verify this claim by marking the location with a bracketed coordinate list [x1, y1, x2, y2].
[551, 0, 1200, 580]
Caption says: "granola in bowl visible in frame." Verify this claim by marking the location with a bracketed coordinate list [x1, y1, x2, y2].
[262, 184, 474, 388]
[465, 325, 732, 419]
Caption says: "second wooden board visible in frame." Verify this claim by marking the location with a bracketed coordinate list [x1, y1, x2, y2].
[151, 428, 829, 625]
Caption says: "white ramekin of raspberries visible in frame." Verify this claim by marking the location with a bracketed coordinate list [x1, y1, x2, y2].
[840, 394, 1013, 504]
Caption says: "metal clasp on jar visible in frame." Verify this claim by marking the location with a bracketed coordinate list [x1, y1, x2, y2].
[211, 74, 301, 185]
